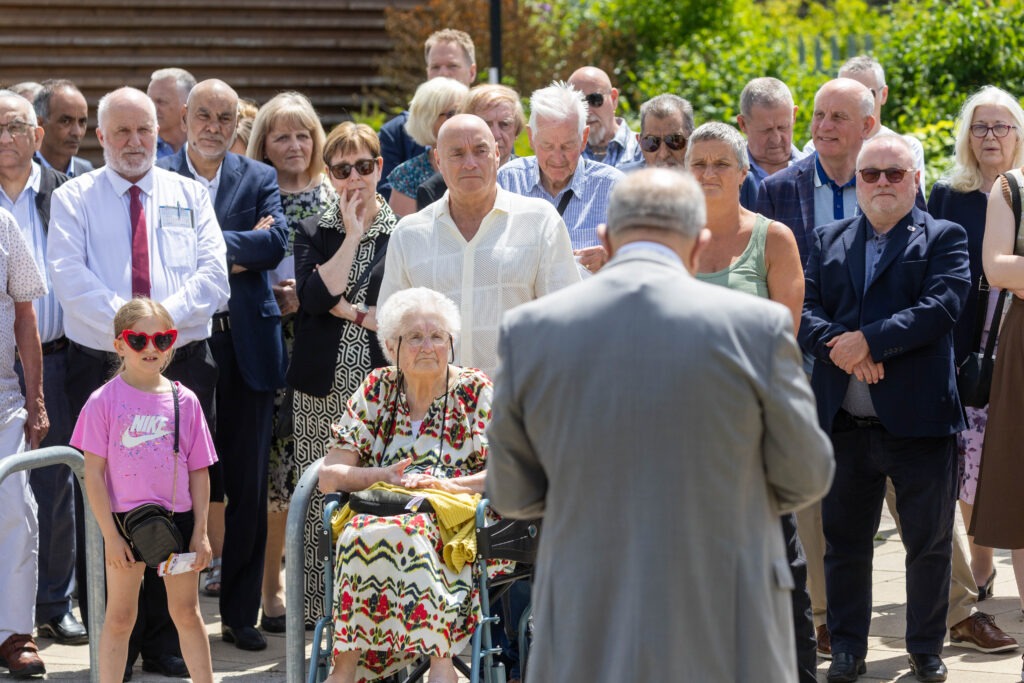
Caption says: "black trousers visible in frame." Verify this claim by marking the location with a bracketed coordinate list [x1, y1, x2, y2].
[208, 329, 273, 629]
[67, 340, 217, 661]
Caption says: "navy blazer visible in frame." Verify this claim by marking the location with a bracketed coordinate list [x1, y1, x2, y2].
[756, 155, 818, 266]
[158, 149, 288, 392]
[800, 207, 970, 437]
[927, 182, 987, 364]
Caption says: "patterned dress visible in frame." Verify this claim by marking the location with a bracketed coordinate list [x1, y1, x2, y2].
[386, 151, 434, 200]
[294, 197, 396, 625]
[267, 178, 336, 512]
[330, 366, 495, 681]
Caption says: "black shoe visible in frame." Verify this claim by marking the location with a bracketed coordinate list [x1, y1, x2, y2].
[36, 612, 88, 645]
[908, 653, 947, 682]
[222, 625, 267, 651]
[123, 663, 132, 682]
[827, 652, 866, 682]
[978, 569, 997, 601]
[142, 654, 189, 678]
[260, 612, 286, 633]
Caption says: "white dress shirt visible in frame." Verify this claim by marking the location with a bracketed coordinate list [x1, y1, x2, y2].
[47, 165, 229, 350]
[379, 187, 581, 379]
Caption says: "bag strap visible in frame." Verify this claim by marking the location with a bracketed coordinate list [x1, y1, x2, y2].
[984, 170, 1024, 357]
[169, 382, 180, 512]
[983, 290, 1009, 360]
[556, 189, 574, 216]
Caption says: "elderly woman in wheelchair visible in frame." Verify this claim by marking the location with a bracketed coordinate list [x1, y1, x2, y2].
[317, 287, 509, 683]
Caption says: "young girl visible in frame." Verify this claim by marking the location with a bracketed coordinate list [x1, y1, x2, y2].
[72, 298, 217, 683]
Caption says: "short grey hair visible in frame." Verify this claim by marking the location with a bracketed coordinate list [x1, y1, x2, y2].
[34, 79, 84, 122]
[685, 122, 750, 172]
[606, 168, 706, 239]
[10, 82, 42, 102]
[839, 55, 885, 87]
[405, 77, 469, 147]
[149, 67, 197, 102]
[739, 77, 794, 118]
[856, 131, 914, 168]
[528, 81, 587, 137]
[377, 288, 462, 363]
[0, 89, 38, 125]
[97, 87, 157, 130]
[639, 94, 695, 135]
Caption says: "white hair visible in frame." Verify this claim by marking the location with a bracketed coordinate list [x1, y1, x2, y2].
[686, 121, 750, 172]
[528, 81, 587, 137]
[839, 55, 886, 87]
[945, 85, 1024, 193]
[606, 168, 706, 240]
[150, 67, 197, 102]
[739, 77, 794, 118]
[0, 90, 38, 125]
[377, 288, 461, 363]
[97, 87, 157, 130]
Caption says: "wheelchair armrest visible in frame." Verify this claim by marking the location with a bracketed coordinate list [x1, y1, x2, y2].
[475, 498, 541, 564]
[317, 492, 350, 561]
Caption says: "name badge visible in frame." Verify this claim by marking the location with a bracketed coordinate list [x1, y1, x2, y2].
[158, 205, 193, 229]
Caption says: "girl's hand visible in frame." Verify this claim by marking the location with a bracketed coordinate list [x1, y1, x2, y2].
[105, 535, 136, 571]
[380, 457, 412, 486]
[190, 532, 213, 573]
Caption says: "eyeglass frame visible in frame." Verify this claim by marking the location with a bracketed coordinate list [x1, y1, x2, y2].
[327, 157, 380, 181]
[857, 167, 916, 184]
[969, 123, 1017, 139]
[0, 120, 34, 139]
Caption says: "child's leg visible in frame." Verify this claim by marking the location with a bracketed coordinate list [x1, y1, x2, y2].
[100, 563, 146, 683]
[164, 571, 212, 683]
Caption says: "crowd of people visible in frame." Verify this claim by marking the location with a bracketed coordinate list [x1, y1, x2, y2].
[0, 22, 1023, 683]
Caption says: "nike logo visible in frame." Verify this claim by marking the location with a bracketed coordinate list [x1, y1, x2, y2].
[122, 430, 173, 449]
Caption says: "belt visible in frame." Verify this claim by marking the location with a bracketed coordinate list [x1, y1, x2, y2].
[41, 337, 68, 355]
[833, 409, 884, 433]
[212, 313, 231, 334]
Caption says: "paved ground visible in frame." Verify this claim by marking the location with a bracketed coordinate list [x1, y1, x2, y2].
[33, 507, 1024, 682]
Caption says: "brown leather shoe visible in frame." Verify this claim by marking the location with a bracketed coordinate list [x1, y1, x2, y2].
[817, 623, 832, 659]
[0, 634, 46, 678]
[949, 612, 1019, 653]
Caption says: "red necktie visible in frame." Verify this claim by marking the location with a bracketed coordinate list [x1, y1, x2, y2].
[129, 185, 151, 297]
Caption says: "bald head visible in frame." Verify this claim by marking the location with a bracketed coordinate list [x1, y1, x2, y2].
[185, 79, 239, 162]
[810, 78, 876, 174]
[434, 113, 500, 204]
[568, 66, 619, 149]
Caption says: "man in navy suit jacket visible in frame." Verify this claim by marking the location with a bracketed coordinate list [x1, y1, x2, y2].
[800, 134, 969, 683]
[158, 79, 287, 652]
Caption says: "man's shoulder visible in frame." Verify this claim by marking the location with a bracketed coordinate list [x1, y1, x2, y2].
[580, 158, 625, 183]
[813, 214, 862, 241]
[155, 148, 185, 172]
[764, 154, 814, 189]
[498, 156, 534, 175]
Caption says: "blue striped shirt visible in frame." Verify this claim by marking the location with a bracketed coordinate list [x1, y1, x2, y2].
[0, 162, 63, 343]
[497, 156, 624, 250]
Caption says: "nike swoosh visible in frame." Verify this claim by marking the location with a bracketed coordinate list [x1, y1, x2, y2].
[122, 430, 173, 449]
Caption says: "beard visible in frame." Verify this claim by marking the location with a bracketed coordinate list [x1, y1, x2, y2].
[104, 145, 155, 179]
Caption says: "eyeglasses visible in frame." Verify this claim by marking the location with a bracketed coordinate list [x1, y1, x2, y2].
[120, 329, 178, 352]
[400, 331, 450, 347]
[857, 167, 914, 184]
[584, 93, 606, 109]
[970, 123, 1017, 139]
[438, 109, 458, 121]
[328, 158, 378, 180]
[640, 133, 688, 153]
[0, 121, 32, 138]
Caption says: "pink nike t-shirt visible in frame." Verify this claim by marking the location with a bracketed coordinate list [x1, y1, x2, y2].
[71, 375, 218, 513]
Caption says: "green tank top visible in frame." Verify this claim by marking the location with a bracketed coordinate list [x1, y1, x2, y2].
[696, 214, 770, 299]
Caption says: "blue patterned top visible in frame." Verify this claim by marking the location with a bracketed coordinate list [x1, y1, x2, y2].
[387, 151, 434, 198]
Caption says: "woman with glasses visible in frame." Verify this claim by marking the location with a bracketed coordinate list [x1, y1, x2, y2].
[289, 121, 395, 627]
[318, 287, 500, 683]
[387, 77, 468, 217]
[686, 122, 803, 332]
[958, 88, 1024, 628]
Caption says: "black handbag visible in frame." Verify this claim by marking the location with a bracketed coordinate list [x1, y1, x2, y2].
[349, 488, 434, 517]
[116, 384, 185, 567]
[957, 170, 1024, 408]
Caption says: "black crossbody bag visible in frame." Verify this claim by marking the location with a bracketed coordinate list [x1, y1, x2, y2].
[116, 383, 185, 567]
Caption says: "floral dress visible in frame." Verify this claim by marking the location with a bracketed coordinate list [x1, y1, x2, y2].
[329, 366, 501, 681]
[267, 178, 336, 511]
[386, 150, 434, 199]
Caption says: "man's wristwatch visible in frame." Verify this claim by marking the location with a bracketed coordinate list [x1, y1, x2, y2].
[353, 303, 368, 327]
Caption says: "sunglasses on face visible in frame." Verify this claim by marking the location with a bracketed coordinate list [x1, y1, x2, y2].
[640, 133, 688, 153]
[970, 123, 1016, 139]
[328, 158, 378, 180]
[584, 92, 606, 109]
[120, 329, 178, 352]
[857, 167, 914, 184]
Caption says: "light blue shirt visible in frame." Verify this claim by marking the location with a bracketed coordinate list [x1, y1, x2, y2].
[582, 118, 644, 170]
[746, 144, 805, 187]
[497, 156, 624, 250]
[0, 162, 63, 343]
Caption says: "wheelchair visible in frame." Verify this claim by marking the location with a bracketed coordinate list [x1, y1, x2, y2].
[307, 493, 539, 683]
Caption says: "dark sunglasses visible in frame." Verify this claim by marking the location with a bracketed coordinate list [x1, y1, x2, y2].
[121, 329, 178, 352]
[857, 167, 914, 184]
[328, 158, 378, 180]
[584, 92, 606, 109]
[640, 133, 688, 153]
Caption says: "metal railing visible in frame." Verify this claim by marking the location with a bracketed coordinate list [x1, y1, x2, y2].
[285, 457, 323, 683]
[0, 446, 103, 683]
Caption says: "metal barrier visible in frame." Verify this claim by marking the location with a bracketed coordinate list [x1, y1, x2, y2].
[0, 446, 103, 683]
[285, 457, 323, 683]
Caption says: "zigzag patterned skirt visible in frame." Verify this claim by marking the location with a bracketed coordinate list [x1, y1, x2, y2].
[332, 511, 511, 681]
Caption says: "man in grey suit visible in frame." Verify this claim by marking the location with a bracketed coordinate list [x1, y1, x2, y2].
[487, 168, 834, 682]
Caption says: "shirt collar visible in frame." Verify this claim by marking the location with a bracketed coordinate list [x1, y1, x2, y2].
[617, 240, 683, 264]
[184, 143, 223, 187]
[0, 161, 41, 205]
[105, 165, 155, 197]
[814, 153, 856, 191]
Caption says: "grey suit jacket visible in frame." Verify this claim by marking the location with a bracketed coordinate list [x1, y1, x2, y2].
[487, 247, 834, 682]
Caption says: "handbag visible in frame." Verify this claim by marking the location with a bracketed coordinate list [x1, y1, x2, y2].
[956, 170, 1023, 408]
[116, 383, 185, 567]
[349, 488, 434, 516]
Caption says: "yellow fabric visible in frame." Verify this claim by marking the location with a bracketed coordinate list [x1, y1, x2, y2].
[330, 482, 481, 572]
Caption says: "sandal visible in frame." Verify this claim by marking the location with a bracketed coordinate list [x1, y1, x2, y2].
[202, 557, 222, 596]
